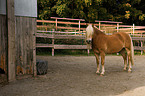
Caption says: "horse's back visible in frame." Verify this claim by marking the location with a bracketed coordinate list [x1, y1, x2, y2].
[92, 33, 126, 53]
[113, 32, 131, 48]
[114, 32, 131, 41]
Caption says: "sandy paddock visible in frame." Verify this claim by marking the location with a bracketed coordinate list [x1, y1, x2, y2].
[0, 55, 145, 96]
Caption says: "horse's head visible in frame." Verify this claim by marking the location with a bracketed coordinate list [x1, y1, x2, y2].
[86, 24, 94, 44]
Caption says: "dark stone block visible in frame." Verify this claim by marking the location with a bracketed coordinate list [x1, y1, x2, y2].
[36, 60, 48, 75]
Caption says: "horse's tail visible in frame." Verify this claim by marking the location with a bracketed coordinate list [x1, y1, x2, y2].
[130, 37, 134, 65]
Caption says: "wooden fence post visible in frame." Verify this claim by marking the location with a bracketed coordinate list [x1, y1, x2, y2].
[117, 23, 119, 32]
[116, 23, 119, 55]
[52, 29, 55, 56]
[79, 20, 81, 32]
[55, 19, 57, 31]
[33, 18, 37, 76]
[141, 33, 143, 55]
[99, 21, 101, 30]
[116, 23, 120, 55]
[133, 24, 135, 34]
[87, 49, 90, 56]
[141, 41, 143, 55]
[7, 0, 16, 81]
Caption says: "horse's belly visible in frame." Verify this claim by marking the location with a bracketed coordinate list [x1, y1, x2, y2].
[106, 41, 124, 54]
[106, 47, 123, 54]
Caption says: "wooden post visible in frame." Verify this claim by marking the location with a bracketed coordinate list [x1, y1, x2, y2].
[33, 18, 37, 76]
[141, 41, 143, 55]
[141, 33, 143, 55]
[133, 24, 135, 34]
[79, 20, 81, 32]
[99, 22, 101, 30]
[87, 49, 90, 56]
[117, 23, 119, 32]
[117, 23, 119, 55]
[55, 19, 57, 31]
[52, 29, 55, 56]
[6, 0, 16, 81]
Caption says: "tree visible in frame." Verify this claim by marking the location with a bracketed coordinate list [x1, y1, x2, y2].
[37, 0, 145, 25]
[38, 0, 57, 20]
[101, 0, 144, 25]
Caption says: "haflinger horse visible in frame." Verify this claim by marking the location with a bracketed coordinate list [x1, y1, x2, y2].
[86, 24, 134, 76]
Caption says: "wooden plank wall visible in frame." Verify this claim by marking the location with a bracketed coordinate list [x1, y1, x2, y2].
[15, 16, 36, 75]
[0, 15, 7, 74]
[0, 15, 36, 79]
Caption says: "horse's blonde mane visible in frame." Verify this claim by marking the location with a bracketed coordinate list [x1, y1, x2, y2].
[86, 24, 94, 36]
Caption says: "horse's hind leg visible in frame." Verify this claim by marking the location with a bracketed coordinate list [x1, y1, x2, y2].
[119, 49, 127, 71]
[100, 52, 105, 75]
[126, 48, 132, 72]
[94, 53, 100, 74]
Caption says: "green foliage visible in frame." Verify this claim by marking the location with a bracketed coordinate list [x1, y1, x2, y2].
[139, 14, 145, 21]
[38, 0, 145, 25]
[36, 48, 95, 56]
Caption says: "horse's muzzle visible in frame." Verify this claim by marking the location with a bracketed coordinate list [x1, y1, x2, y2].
[86, 40, 92, 44]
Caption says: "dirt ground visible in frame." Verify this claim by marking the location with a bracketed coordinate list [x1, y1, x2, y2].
[0, 55, 145, 96]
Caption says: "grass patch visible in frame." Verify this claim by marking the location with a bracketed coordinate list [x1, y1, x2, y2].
[36, 48, 94, 56]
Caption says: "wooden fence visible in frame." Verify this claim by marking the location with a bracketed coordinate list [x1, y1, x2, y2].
[36, 30, 88, 56]
[37, 17, 145, 56]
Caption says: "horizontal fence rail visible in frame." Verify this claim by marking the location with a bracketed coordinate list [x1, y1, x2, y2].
[37, 17, 145, 56]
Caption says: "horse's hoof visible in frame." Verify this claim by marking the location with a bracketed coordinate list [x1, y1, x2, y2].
[123, 68, 127, 71]
[96, 72, 100, 75]
[128, 70, 132, 73]
[128, 68, 132, 73]
[100, 74, 104, 76]
[100, 73, 105, 76]
[123, 69, 127, 72]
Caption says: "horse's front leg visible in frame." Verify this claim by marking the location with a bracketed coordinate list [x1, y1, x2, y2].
[100, 52, 105, 75]
[94, 53, 100, 74]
